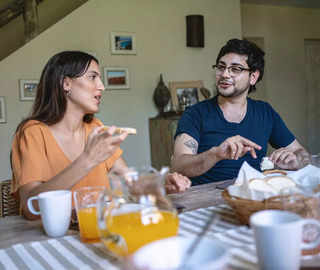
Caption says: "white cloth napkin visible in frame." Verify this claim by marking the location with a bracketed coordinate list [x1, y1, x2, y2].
[227, 162, 320, 201]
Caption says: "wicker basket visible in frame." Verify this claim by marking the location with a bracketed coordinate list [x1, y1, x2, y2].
[222, 189, 283, 225]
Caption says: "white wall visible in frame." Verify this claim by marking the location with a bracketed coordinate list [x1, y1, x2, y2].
[241, 4, 320, 151]
[0, 0, 241, 180]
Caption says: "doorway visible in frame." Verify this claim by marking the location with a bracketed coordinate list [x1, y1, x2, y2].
[304, 39, 320, 154]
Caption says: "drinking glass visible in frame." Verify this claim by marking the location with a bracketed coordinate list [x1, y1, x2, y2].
[97, 167, 179, 257]
[73, 186, 106, 243]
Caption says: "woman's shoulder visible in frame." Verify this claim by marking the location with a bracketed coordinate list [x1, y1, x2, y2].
[19, 120, 48, 134]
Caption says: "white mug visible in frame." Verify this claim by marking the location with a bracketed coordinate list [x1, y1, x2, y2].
[250, 210, 320, 270]
[27, 190, 72, 237]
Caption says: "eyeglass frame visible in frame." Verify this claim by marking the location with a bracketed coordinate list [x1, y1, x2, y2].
[212, 64, 251, 76]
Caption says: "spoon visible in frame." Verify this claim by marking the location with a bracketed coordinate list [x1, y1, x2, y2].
[178, 212, 219, 270]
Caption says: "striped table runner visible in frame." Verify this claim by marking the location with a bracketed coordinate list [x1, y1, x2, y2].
[179, 205, 258, 270]
[0, 205, 258, 270]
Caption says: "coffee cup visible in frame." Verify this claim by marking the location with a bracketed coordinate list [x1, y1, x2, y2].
[27, 190, 72, 238]
[250, 210, 320, 270]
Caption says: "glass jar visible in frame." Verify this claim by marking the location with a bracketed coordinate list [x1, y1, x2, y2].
[97, 167, 179, 257]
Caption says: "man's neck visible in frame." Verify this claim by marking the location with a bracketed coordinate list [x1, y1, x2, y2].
[217, 94, 247, 109]
[217, 95, 248, 123]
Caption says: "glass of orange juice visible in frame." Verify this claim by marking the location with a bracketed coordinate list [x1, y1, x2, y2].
[97, 167, 179, 257]
[73, 186, 106, 243]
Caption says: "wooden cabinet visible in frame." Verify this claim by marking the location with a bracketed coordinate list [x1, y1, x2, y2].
[149, 116, 180, 170]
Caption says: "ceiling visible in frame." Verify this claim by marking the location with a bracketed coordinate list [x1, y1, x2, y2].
[241, 0, 320, 9]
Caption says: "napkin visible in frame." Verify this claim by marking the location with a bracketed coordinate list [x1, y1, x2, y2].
[227, 162, 320, 201]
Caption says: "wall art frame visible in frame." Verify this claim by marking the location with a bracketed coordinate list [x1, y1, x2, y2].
[0, 96, 6, 123]
[169, 80, 204, 112]
[19, 79, 38, 101]
[104, 67, 130, 90]
[110, 31, 136, 55]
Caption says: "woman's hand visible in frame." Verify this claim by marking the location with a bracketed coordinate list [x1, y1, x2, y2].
[165, 172, 191, 194]
[83, 126, 128, 169]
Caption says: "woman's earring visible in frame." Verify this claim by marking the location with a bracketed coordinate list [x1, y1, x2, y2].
[66, 89, 72, 97]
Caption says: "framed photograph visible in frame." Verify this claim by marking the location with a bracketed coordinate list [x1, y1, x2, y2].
[104, 67, 130, 90]
[0, 97, 6, 123]
[110, 31, 136, 55]
[169, 80, 204, 112]
[19, 79, 38, 101]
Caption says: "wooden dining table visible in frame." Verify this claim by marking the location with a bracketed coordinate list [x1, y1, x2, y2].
[0, 180, 319, 269]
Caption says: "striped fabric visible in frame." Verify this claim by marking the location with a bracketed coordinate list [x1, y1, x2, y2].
[179, 205, 258, 270]
[0, 205, 258, 270]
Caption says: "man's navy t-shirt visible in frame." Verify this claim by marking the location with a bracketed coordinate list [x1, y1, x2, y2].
[175, 96, 295, 185]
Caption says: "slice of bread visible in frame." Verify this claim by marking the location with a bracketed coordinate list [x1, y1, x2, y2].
[249, 179, 277, 193]
[103, 126, 137, 135]
[265, 176, 295, 192]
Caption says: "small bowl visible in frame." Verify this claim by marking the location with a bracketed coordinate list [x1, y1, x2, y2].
[128, 236, 229, 270]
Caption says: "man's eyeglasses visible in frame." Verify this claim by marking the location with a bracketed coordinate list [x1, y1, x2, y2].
[212, 64, 251, 76]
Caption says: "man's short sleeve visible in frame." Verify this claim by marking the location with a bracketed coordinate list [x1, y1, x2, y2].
[268, 105, 295, 148]
[175, 106, 202, 142]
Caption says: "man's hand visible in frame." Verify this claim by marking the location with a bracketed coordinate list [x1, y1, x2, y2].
[165, 172, 191, 194]
[269, 148, 300, 170]
[214, 135, 262, 161]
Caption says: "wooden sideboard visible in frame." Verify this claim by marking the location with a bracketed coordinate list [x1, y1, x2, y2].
[149, 115, 180, 170]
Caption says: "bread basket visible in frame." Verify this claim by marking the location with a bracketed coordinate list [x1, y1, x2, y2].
[222, 189, 283, 225]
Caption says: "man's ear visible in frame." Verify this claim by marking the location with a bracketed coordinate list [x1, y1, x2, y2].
[250, 70, 260, 86]
[63, 77, 72, 91]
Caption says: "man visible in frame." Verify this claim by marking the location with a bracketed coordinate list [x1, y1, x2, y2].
[171, 39, 310, 185]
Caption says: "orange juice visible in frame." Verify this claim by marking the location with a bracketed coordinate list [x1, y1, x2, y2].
[103, 210, 179, 255]
[77, 207, 100, 243]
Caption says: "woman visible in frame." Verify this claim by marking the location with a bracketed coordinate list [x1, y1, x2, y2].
[11, 51, 190, 220]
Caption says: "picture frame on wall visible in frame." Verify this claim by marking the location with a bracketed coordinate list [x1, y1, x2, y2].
[104, 67, 130, 90]
[110, 31, 136, 55]
[169, 80, 204, 112]
[0, 96, 6, 123]
[19, 79, 39, 101]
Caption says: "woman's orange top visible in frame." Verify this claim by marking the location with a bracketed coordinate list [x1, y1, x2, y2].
[11, 118, 122, 196]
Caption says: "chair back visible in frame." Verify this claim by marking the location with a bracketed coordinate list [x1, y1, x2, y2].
[0, 180, 19, 217]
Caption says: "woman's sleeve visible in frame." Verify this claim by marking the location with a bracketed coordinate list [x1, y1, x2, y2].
[11, 126, 48, 194]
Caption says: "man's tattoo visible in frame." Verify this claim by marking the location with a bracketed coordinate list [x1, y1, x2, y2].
[184, 139, 198, 154]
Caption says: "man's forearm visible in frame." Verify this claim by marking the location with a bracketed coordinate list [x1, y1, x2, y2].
[171, 148, 221, 178]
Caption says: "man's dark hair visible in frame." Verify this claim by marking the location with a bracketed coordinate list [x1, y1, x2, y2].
[216, 38, 265, 93]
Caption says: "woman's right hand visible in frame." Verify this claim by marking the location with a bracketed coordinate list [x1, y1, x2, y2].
[83, 126, 128, 168]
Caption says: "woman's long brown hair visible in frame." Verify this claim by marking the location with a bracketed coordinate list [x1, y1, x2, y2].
[12, 51, 99, 164]
[15, 51, 99, 138]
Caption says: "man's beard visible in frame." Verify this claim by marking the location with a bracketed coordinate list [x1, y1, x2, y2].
[216, 84, 249, 98]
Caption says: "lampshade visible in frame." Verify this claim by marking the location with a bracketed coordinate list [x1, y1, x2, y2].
[186, 15, 204, 48]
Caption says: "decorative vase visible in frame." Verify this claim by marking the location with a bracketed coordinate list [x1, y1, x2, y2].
[153, 74, 171, 116]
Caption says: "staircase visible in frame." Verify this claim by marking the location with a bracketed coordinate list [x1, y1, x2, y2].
[0, 0, 88, 61]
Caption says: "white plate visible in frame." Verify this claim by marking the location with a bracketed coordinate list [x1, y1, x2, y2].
[130, 236, 229, 270]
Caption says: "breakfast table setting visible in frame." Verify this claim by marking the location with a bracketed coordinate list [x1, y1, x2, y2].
[1, 159, 320, 270]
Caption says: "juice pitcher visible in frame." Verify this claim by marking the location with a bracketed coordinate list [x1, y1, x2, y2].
[97, 167, 179, 257]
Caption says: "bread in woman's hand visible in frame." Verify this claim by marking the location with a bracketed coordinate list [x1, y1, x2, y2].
[103, 126, 137, 135]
